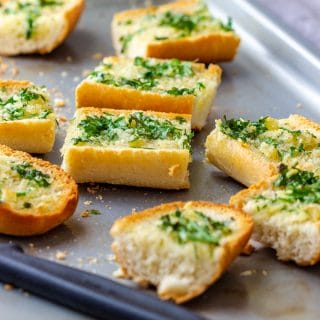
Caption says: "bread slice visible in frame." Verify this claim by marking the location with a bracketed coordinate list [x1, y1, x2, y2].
[110, 201, 253, 303]
[0, 80, 56, 153]
[0, 0, 84, 56]
[61, 107, 192, 189]
[230, 166, 320, 266]
[205, 114, 320, 187]
[0, 144, 78, 236]
[112, 0, 240, 63]
[76, 56, 221, 130]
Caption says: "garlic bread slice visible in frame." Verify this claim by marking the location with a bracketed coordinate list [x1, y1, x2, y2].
[111, 201, 253, 303]
[0, 80, 56, 153]
[62, 107, 192, 189]
[112, 0, 240, 63]
[206, 114, 320, 186]
[0, 144, 78, 236]
[230, 166, 320, 266]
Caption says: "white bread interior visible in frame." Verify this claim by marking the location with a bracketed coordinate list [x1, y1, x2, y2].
[111, 201, 253, 303]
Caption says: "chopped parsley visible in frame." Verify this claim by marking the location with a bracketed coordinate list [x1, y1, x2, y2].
[90, 71, 157, 91]
[134, 57, 194, 78]
[165, 82, 205, 96]
[2, 0, 63, 39]
[159, 209, 232, 245]
[12, 162, 51, 187]
[219, 17, 234, 32]
[73, 112, 192, 152]
[0, 86, 52, 121]
[220, 116, 269, 141]
[86, 209, 101, 216]
[154, 36, 168, 41]
[89, 57, 204, 96]
[219, 116, 320, 165]
[253, 166, 320, 211]
[119, 34, 134, 54]
[275, 165, 317, 188]
[159, 11, 201, 34]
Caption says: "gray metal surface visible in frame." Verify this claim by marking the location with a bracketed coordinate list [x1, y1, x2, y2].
[1, 0, 320, 319]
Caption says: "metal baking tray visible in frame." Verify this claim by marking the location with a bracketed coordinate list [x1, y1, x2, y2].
[1, 0, 320, 319]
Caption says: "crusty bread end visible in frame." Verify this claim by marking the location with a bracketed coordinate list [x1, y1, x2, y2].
[0, 0, 84, 56]
[111, 201, 253, 303]
[230, 177, 320, 266]
[0, 144, 78, 236]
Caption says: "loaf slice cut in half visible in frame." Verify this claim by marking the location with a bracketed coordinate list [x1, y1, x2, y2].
[230, 165, 320, 266]
[0, 80, 56, 153]
[205, 114, 320, 186]
[111, 201, 253, 303]
[76, 56, 221, 130]
[0, 144, 78, 236]
[62, 107, 192, 189]
[0, 0, 84, 55]
[112, 0, 240, 63]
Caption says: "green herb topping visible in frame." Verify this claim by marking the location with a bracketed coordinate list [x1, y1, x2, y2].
[220, 116, 269, 142]
[272, 166, 320, 204]
[219, 17, 234, 32]
[89, 57, 205, 96]
[117, 1, 235, 53]
[72, 112, 193, 152]
[251, 166, 320, 215]
[159, 11, 203, 34]
[90, 71, 157, 91]
[219, 116, 320, 165]
[134, 57, 194, 78]
[84, 209, 101, 216]
[2, 0, 63, 39]
[12, 162, 51, 187]
[159, 209, 232, 245]
[0, 86, 52, 121]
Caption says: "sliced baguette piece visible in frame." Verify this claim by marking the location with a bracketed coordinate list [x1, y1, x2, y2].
[0, 144, 78, 236]
[111, 201, 253, 303]
[61, 107, 192, 189]
[76, 56, 221, 130]
[230, 166, 320, 266]
[205, 114, 320, 187]
[0, 0, 84, 56]
[0, 80, 56, 153]
[112, 0, 240, 63]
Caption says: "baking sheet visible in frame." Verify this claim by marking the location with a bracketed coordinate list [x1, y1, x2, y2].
[1, 0, 320, 319]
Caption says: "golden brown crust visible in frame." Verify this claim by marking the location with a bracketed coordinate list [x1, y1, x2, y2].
[112, 201, 249, 231]
[76, 80, 194, 114]
[0, 80, 31, 89]
[205, 128, 278, 187]
[0, 80, 55, 153]
[146, 32, 240, 63]
[39, 0, 85, 54]
[0, 144, 78, 236]
[0, 119, 55, 154]
[111, 201, 253, 303]
[63, 146, 190, 189]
